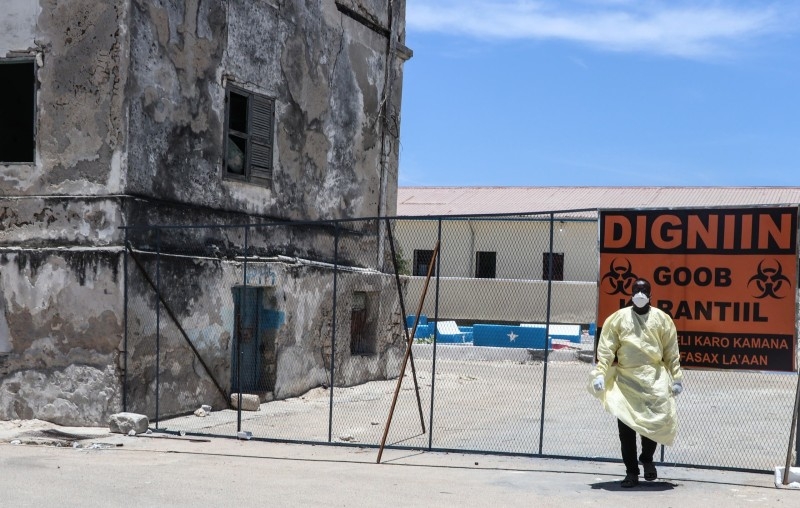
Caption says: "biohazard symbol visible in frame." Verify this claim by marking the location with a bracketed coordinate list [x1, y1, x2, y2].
[748, 259, 791, 299]
[601, 258, 638, 295]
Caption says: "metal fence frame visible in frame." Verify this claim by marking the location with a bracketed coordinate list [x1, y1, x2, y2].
[121, 211, 800, 474]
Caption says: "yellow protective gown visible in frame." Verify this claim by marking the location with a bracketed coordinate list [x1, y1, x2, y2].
[589, 306, 683, 446]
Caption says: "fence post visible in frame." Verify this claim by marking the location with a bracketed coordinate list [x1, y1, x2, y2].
[237, 225, 249, 433]
[123, 227, 129, 412]
[155, 227, 161, 428]
[328, 222, 340, 443]
[538, 214, 556, 455]
[428, 218, 443, 450]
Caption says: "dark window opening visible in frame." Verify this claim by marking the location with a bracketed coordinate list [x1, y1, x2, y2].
[350, 292, 376, 355]
[475, 251, 496, 278]
[224, 85, 274, 186]
[0, 61, 35, 163]
[413, 249, 435, 276]
[228, 92, 249, 132]
[543, 252, 564, 281]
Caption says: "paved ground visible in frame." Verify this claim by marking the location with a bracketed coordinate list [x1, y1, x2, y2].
[156, 345, 798, 472]
[0, 421, 797, 508]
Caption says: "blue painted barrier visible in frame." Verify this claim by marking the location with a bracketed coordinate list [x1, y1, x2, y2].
[472, 324, 549, 349]
[409, 317, 582, 347]
[413, 323, 432, 338]
[406, 315, 428, 329]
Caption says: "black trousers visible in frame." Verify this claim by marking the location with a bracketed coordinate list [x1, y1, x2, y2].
[618, 419, 658, 475]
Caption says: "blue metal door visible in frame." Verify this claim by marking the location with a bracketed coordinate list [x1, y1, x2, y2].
[231, 286, 264, 394]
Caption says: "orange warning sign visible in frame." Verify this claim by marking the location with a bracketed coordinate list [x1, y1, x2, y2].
[598, 207, 798, 372]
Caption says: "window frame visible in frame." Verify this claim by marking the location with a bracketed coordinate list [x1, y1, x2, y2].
[0, 58, 37, 164]
[413, 249, 436, 277]
[223, 83, 275, 187]
[543, 252, 565, 281]
[475, 251, 497, 279]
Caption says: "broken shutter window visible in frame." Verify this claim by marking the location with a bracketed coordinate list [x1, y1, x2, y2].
[0, 60, 36, 163]
[249, 95, 273, 185]
[224, 85, 275, 186]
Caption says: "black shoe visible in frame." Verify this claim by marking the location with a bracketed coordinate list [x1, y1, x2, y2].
[621, 474, 639, 488]
[642, 462, 657, 481]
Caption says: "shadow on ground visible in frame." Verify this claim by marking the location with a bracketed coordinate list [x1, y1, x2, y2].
[591, 480, 677, 491]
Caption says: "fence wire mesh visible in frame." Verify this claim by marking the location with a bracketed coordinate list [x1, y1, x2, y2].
[122, 214, 799, 472]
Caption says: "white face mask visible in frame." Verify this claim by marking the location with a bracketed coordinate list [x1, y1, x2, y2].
[631, 292, 650, 308]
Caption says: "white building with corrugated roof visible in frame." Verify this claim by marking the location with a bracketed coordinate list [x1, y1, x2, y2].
[394, 187, 800, 327]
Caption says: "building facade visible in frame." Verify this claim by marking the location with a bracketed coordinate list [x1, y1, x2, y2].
[0, 0, 410, 425]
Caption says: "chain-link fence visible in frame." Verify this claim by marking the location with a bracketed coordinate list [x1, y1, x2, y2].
[122, 212, 799, 473]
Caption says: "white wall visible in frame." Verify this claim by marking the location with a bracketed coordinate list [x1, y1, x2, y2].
[393, 217, 600, 325]
[402, 277, 597, 325]
[394, 218, 599, 282]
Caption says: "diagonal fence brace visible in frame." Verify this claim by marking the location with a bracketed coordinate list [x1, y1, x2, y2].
[126, 242, 231, 409]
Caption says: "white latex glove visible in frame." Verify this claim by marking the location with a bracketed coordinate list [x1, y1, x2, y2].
[592, 375, 605, 392]
[671, 382, 683, 396]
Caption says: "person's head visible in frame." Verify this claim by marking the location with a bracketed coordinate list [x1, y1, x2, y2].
[631, 279, 651, 312]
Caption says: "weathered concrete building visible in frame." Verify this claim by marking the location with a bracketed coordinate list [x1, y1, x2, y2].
[1, 0, 411, 425]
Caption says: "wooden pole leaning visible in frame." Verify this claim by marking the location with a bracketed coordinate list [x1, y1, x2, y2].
[377, 241, 440, 464]
[384, 218, 426, 435]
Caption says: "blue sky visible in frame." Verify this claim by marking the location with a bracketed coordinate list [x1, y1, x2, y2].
[398, 0, 800, 187]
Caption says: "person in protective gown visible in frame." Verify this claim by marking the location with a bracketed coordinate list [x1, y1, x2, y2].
[590, 279, 683, 488]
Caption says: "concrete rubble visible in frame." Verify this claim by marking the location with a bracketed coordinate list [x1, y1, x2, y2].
[108, 412, 149, 435]
[230, 394, 260, 411]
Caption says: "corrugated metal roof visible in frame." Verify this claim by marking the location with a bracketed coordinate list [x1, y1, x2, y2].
[397, 186, 800, 217]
